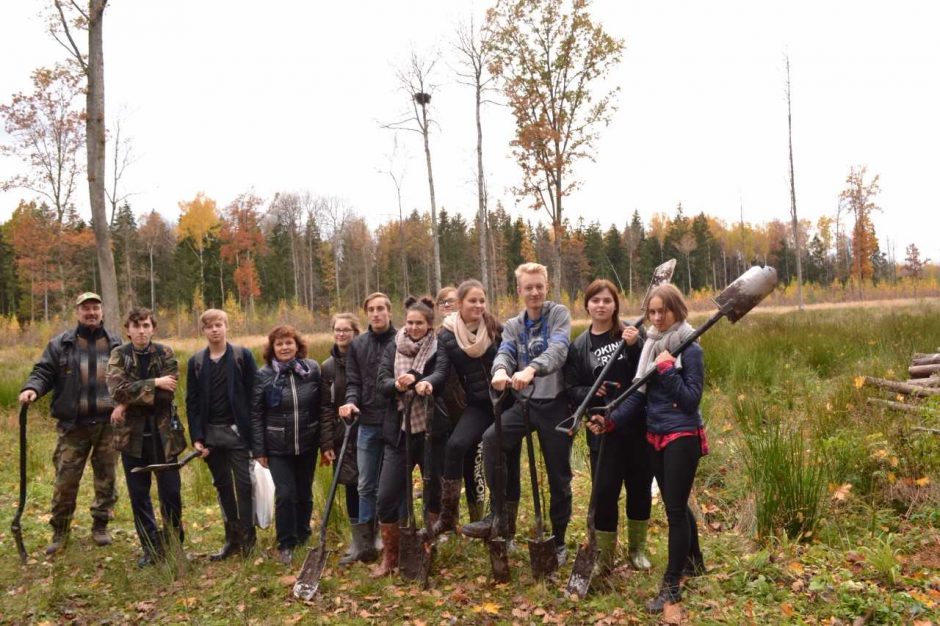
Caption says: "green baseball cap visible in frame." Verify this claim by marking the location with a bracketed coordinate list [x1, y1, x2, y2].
[75, 292, 102, 306]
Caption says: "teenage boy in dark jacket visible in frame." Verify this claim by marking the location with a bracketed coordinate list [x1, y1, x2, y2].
[185, 308, 258, 560]
[338, 292, 396, 563]
[19, 292, 121, 555]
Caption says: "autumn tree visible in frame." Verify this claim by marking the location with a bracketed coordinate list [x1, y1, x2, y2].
[839, 165, 881, 295]
[220, 193, 266, 313]
[52, 0, 120, 331]
[902, 244, 928, 279]
[485, 0, 623, 300]
[1, 64, 85, 224]
[177, 192, 220, 300]
[137, 209, 175, 310]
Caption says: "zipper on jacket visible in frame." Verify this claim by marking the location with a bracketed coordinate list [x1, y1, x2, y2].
[289, 374, 300, 455]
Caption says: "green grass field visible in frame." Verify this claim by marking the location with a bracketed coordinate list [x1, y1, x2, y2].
[1, 305, 939, 624]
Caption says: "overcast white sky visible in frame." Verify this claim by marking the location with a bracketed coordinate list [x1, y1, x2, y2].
[2, 1, 938, 262]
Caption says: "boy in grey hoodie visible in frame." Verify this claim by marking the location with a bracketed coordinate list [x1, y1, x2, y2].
[461, 263, 573, 565]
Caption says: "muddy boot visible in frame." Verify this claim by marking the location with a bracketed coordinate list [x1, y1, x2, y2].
[504, 501, 519, 551]
[91, 519, 112, 547]
[210, 522, 240, 561]
[628, 519, 652, 570]
[646, 578, 681, 613]
[46, 526, 70, 556]
[431, 478, 462, 536]
[240, 526, 257, 558]
[461, 511, 494, 539]
[593, 530, 618, 577]
[344, 521, 379, 564]
[369, 523, 400, 577]
[467, 500, 485, 523]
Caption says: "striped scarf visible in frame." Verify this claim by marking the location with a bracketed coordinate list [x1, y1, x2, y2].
[393, 327, 437, 434]
[76, 329, 115, 419]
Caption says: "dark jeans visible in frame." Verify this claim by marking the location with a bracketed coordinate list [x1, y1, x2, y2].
[651, 435, 702, 583]
[121, 436, 182, 552]
[204, 444, 253, 534]
[444, 402, 492, 478]
[268, 454, 317, 549]
[482, 395, 572, 544]
[589, 426, 653, 532]
[376, 432, 444, 524]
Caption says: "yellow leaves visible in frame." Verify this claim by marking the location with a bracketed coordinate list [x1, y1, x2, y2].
[780, 602, 795, 617]
[177, 192, 220, 250]
[830, 483, 853, 501]
[853, 376, 865, 389]
[472, 602, 501, 615]
[662, 602, 684, 624]
[915, 476, 931, 487]
[787, 561, 805, 576]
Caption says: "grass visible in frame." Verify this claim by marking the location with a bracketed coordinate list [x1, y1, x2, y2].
[1, 305, 939, 623]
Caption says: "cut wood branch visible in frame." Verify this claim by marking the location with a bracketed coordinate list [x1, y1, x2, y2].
[913, 426, 940, 436]
[867, 398, 939, 415]
[911, 354, 940, 366]
[904, 376, 940, 388]
[909, 363, 940, 379]
[863, 376, 940, 397]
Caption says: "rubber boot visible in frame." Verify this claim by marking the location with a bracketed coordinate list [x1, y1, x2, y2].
[431, 478, 462, 536]
[345, 521, 378, 564]
[91, 519, 112, 546]
[370, 523, 400, 577]
[240, 526, 257, 558]
[593, 530, 618, 577]
[504, 501, 519, 551]
[628, 519, 652, 570]
[461, 511, 494, 539]
[210, 522, 240, 561]
[646, 578, 681, 613]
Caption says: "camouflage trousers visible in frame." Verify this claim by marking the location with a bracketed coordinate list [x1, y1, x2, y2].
[50, 421, 119, 531]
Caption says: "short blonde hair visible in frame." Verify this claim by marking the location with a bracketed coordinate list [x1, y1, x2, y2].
[200, 308, 228, 328]
[514, 262, 548, 283]
[331, 312, 361, 335]
[362, 292, 391, 312]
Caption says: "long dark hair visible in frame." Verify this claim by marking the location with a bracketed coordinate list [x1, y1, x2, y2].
[404, 295, 436, 326]
[455, 279, 501, 340]
[583, 278, 624, 339]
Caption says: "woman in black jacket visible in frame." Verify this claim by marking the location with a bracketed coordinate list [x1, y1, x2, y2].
[564, 279, 652, 576]
[371, 296, 449, 577]
[318, 313, 366, 564]
[424, 279, 517, 538]
[250, 325, 322, 564]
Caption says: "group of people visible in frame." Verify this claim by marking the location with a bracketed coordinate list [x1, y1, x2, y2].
[18, 261, 708, 613]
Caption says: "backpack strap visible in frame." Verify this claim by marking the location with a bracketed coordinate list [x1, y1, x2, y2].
[192, 348, 208, 379]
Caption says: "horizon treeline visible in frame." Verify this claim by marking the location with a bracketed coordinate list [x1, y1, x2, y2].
[1, 190, 937, 326]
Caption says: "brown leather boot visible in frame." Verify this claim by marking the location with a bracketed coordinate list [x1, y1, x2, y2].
[369, 523, 400, 577]
[431, 478, 461, 536]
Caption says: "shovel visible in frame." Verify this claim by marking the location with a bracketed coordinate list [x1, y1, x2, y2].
[486, 388, 512, 583]
[293, 415, 358, 600]
[129, 449, 201, 473]
[521, 388, 558, 579]
[564, 265, 778, 598]
[12, 403, 28, 564]
[558, 258, 677, 437]
[399, 394, 433, 584]
[412, 396, 439, 587]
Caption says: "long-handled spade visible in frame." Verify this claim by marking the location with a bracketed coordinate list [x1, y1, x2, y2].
[12, 403, 28, 564]
[563, 265, 779, 599]
[129, 449, 201, 474]
[486, 388, 512, 583]
[521, 388, 558, 579]
[412, 397, 439, 587]
[293, 415, 358, 600]
[399, 394, 433, 584]
[559, 258, 677, 437]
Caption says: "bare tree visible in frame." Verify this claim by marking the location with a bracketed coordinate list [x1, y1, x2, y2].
[106, 113, 136, 227]
[381, 135, 410, 296]
[319, 196, 352, 308]
[383, 50, 443, 293]
[52, 0, 120, 330]
[785, 55, 804, 310]
[455, 15, 497, 296]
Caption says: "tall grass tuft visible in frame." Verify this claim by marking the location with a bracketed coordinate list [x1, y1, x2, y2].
[742, 421, 826, 543]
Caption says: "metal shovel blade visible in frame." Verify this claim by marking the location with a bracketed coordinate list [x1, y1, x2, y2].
[528, 534, 558, 579]
[487, 537, 511, 583]
[566, 541, 597, 599]
[713, 265, 778, 323]
[292, 546, 331, 600]
[399, 527, 430, 582]
[130, 449, 201, 473]
[650, 258, 677, 290]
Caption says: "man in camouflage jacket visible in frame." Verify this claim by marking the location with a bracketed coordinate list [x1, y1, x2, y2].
[107, 307, 186, 567]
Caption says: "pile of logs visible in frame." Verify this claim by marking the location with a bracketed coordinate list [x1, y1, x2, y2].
[863, 350, 940, 419]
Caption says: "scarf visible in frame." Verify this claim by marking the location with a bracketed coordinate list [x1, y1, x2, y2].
[394, 327, 437, 433]
[634, 321, 696, 393]
[442, 312, 492, 359]
[273, 358, 311, 379]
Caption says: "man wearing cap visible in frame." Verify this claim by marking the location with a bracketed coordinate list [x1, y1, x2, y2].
[19, 292, 123, 555]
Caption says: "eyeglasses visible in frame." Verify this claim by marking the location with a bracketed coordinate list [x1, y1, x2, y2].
[334, 328, 355, 335]
[437, 298, 457, 306]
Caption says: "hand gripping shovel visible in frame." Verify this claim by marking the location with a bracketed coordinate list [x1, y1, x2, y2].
[129, 449, 201, 473]
[399, 394, 434, 585]
[558, 258, 677, 437]
[521, 387, 558, 579]
[12, 403, 28, 564]
[293, 415, 358, 600]
[486, 388, 512, 583]
[566, 265, 778, 599]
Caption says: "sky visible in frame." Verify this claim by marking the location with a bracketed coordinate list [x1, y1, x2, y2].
[1, 0, 938, 264]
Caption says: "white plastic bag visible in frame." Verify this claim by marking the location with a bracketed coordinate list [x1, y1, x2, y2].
[251, 460, 275, 529]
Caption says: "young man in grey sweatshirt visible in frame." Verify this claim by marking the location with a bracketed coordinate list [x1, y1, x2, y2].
[462, 262, 573, 565]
